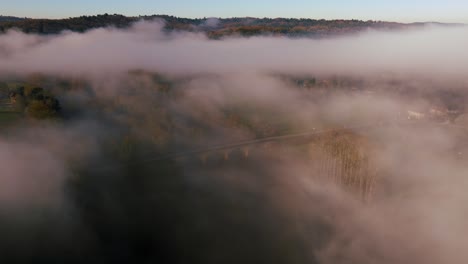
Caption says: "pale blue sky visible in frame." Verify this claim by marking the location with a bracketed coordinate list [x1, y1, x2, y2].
[2, 0, 468, 23]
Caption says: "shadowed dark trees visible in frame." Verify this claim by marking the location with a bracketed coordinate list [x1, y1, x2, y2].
[0, 14, 432, 38]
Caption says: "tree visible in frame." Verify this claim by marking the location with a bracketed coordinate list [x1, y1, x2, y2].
[26, 98, 60, 119]
[9, 85, 61, 119]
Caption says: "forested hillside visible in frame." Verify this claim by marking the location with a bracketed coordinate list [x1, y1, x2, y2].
[0, 15, 25, 22]
[0, 14, 447, 38]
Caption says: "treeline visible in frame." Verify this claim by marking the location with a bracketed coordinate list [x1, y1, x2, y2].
[0, 15, 25, 22]
[205, 18, 408, 38]
[0, 14, 135, 34]
[0, 13, 433, 38]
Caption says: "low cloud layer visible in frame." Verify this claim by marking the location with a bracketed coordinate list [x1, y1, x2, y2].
[1, 20, 468, 263]
[0, 21, 467, 77]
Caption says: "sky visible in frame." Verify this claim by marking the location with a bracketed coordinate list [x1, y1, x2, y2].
[1, 0, 468, 23]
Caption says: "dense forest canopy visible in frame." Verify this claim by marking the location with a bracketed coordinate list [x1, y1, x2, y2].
[0, 15, 26, 22]
[0, 14, 460, 38]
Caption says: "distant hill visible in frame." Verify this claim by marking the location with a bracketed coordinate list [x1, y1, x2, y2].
[0, 15, 25, 22]
[0, 14, 135, 34]
[0, 14, 462, 38]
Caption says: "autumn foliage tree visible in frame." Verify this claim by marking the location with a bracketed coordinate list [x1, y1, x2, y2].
[10, 86, 61, 119]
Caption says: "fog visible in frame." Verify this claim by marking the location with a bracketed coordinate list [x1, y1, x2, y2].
[0, 20, 468, 263]
[0, 21, 468, 77]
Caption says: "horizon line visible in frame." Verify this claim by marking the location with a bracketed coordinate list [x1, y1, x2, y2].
[1, 13, 466, 25]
